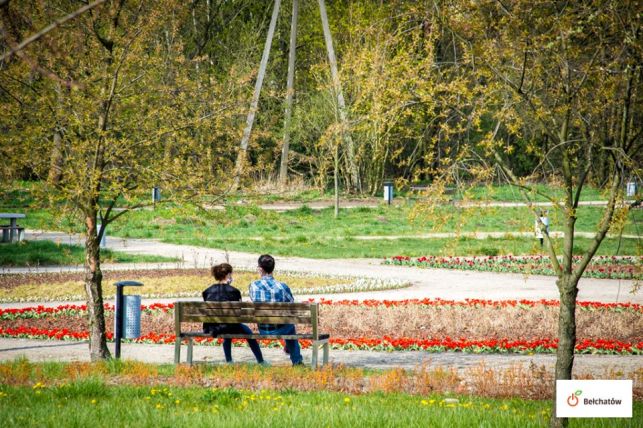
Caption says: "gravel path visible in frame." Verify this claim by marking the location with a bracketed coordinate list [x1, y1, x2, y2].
[4, 230, 639, 305]
[210, 199, 632, 211]
[1, 230, 640, 374]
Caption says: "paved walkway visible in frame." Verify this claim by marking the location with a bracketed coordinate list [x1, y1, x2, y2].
[1, 338, 640, 377]
[0, 230, 638, 305]
[1, 230, 641, 373]
[207, 199, 634, 212]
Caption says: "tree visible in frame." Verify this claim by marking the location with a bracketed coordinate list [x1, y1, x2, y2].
[439, 1, 641, 426]
[0, 0, 232, 360]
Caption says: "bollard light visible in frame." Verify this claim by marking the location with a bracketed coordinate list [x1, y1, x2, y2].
[114, 281, 143, 359]
[626, 181, 637, 197]
[383, 180, 394, 206]
[152, 186, 161, 208]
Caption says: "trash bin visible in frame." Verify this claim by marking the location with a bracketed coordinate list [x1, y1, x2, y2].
[383, 180, 394, 205]
[626, 182, 637, 197]
[114, 281, 143, 358]
[121, 295, 142, 339]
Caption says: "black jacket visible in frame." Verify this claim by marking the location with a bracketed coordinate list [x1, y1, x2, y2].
[202, 283, 242, 335]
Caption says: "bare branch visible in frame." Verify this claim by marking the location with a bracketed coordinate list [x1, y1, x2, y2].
[0, 0, 108, 62]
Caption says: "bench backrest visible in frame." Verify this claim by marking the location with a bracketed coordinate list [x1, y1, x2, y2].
[175, 301, 320, 339]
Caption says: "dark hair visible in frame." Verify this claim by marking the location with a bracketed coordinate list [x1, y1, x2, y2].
[211, 263, 233, 281]
[258, 254, 275, 274]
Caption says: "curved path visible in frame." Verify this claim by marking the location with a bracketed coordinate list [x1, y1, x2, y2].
[2, 230, 639, 304]
[0, 230, 640, 376]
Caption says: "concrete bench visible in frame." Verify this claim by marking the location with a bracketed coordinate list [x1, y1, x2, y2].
[0, 213, 26, 242]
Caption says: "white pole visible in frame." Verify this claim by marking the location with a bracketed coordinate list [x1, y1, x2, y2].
[318, 0, 359, 192]
[234, 0, 282, 188]
[279, 0, 299, 188]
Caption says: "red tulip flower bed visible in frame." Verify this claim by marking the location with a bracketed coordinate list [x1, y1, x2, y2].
[385, 255, 642, 280]
[1, 299, 641, 355]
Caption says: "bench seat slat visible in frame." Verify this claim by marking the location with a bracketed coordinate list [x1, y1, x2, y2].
[252, 309, 312, 317]
[183, 308, 248, 317]
[181, 332, 330, 341]
[181, 302, 313, 310]
[181, 315, 312, 324]
[183, 308, 312, 318]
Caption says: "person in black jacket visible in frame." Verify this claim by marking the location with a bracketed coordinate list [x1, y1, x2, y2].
[202, 263, 264, 364]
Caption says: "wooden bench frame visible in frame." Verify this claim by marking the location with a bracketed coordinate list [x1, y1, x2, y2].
[174, 301, 330, 368]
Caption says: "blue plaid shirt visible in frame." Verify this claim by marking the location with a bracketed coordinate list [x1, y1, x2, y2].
[249, 275, 294, 303]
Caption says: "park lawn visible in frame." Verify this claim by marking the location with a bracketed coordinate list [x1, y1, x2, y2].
[0, 241, 177, 267]
[160, 235, 640, 259]
[1, 181, 608, 206]
[104, 204, 641, 239]
[19, 203, 641, 241]
[0, 359, 639, 428]
[0, 383, 552, 428]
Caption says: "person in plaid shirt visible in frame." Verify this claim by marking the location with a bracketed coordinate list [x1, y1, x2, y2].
[249, 254, 303, 365]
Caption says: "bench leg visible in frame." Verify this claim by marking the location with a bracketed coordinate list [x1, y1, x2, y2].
[311, 342, 319, 369]
[187, 338, 194, 366]
[322, 341, 329, 366]
[174, 337, 181, 364]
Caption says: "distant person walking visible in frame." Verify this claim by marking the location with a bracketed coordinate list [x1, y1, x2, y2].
[249, 254, 304, 365]
[202, 263, 264, 364]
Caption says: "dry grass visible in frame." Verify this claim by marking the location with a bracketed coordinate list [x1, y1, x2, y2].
[1, 360, 640, 400]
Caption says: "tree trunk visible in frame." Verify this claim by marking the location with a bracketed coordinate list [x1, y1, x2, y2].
[279, 0, 299, 189]
[48, 84, 65, 185]
[550, 274, 578, 428]
[84, 211, 111, 361]
[47, 127, 64, 184]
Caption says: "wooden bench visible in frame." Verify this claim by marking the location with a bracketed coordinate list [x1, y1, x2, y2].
[174, 301, 330, 368]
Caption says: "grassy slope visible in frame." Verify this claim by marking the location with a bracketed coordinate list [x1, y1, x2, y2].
[6, 180, 640, 259]
[0, 241, 176, 267]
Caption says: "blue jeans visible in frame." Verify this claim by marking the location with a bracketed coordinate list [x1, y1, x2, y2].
[218, 323, 263, 363]
[258, 324, 303, 365]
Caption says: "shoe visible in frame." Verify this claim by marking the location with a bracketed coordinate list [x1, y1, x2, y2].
[292, 361, 304, 367]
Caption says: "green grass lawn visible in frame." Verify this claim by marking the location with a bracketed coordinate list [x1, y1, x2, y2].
[5, 178, 641, 260]
[1, 360, 639, 428]
[0, 241, 177, 267]
[0, 384, 573, 428]
[14, 203, 641, 259]
[165, 236, 640, 259]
